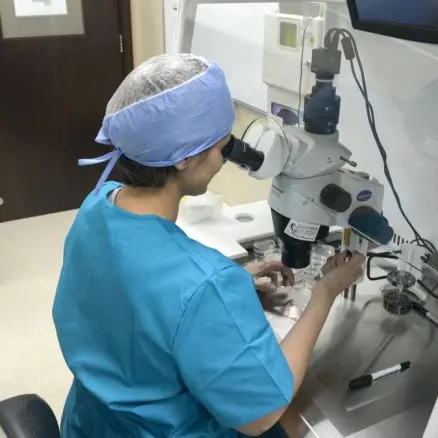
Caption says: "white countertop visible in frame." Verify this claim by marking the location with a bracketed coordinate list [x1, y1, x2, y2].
[424, 399, 438, 438]
[177, 200, 275, 259]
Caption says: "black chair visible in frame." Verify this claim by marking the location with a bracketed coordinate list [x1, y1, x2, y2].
[0, 395, 60, 438]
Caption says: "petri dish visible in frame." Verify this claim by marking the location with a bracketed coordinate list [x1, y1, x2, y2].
[253, 240, 277, 260]
[264, 248, 283, 262]
[312, 243, 335, 258]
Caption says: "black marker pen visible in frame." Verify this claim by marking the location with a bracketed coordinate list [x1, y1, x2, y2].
[412, 302, 438, 326]
[349, 361, 411, 390]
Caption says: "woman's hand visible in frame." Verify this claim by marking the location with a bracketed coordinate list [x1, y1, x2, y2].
[245, 261, 295, 310]
[317, 251, 365, 301]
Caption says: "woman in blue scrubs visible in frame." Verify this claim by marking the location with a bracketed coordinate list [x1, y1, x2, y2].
[53, 54, 364, 437]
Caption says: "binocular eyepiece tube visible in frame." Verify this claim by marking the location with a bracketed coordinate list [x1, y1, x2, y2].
[222, 135, 264, 171]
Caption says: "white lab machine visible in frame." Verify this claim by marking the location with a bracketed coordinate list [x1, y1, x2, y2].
[263, 13, 325, 116]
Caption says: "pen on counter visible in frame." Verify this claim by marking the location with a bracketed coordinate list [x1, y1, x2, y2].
[349, 361, 411, 390]
[411, 301, 438, 326]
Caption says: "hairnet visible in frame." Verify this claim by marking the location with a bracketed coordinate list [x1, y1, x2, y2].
[79, 54, 235, 193]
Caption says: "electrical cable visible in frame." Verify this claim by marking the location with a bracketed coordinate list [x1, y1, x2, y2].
[298, 17, 315, 127]
[328, 30, 420, 245]
[333, 28, 436, 254]
[240, 116, 292, 155]
[297, 24, 308, 127]
[410, 238, 437, 253]
[324, 28, 434, 253]
[240, 117, 264, 141]
[353, 66, 433, 253]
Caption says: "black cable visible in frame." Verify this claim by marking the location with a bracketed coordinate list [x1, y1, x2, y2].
[351, 42, 433, 253]
[241, 118, 262, 141]
[308, 27, 434, 253]
[340, 30, 421, 234]
[337, 29, 435, 254]
[335, 30, 425, 248]
[324, 28, 341, 49]
[352, 63, 432, 251]
[410, 238, 437, 253]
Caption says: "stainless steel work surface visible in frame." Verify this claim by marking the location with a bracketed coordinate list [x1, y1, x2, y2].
[275, 279, 438, 437]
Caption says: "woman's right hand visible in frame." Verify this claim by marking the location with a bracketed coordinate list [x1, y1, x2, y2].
[317, 251, 365, 301]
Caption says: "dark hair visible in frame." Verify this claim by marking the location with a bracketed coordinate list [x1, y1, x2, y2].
[118, 154, 177, 189]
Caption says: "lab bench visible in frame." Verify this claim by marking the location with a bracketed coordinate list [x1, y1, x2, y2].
[178, 199, 437, 437]
[267, 274, 438, 438]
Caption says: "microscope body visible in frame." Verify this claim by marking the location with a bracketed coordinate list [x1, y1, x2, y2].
[268, 127, 385, 228]
[222, 32, 393, 269]
[244, 123, 387, 268]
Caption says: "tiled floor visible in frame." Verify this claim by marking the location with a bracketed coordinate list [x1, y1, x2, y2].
[0, 211, 76, 420]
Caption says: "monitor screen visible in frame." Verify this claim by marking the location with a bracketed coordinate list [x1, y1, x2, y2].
[347, 0, 438, 44]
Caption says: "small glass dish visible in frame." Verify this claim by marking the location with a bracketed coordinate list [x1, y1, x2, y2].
[253, 240, 277, 261]
[312, 243, 335, 259]
[264, 248, 283, 262]
[279, 284, 313, 312]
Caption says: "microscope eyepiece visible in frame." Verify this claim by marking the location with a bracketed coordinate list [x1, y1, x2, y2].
[222, 135, 264, 172]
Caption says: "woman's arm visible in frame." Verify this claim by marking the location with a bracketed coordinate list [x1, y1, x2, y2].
[236, 253, 365, 436]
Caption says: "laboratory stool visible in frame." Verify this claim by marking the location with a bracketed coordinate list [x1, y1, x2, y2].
[0, 394, 60, 438]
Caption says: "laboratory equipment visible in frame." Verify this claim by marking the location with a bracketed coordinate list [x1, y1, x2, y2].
[264, 12, 325, 108]
[367, 243, 436, 303]
[173, 0, 345, 54]
[253, 239, 277, 261]
[222, 29, 394, 270]
[303, 243, 335, 279]
[282, 283, 312, 313]
[383, 270, 416, 316]
[346, 0, 438, 44]
[263, 246, 282, 262]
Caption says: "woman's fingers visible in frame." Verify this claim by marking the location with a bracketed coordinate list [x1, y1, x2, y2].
[258, 261, 294, 286]
[257, 290, 292, 310]
[322, 250, 350, 275]
[280, 265, 294, 286]
[254, 278, 277, 294]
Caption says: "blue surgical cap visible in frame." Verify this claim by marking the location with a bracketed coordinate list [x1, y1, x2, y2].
[79, 63, 235, 193]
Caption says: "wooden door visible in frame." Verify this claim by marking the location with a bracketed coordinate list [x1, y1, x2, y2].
[0, 0, 133, 221]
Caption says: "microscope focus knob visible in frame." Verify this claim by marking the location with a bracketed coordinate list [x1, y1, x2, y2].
[349, 206, 394, 245]
[320, 184, 352, 213]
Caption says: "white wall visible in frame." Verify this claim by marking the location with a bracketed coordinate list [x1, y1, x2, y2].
[191, 2, 278, 110]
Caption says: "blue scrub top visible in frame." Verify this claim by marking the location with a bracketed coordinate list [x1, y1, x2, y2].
[53, 182, 293, 437]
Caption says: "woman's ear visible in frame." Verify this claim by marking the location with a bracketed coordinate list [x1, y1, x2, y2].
[175, 159, 190, 171]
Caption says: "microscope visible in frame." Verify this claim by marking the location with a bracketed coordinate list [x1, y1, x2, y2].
[222, 32, 394, 271]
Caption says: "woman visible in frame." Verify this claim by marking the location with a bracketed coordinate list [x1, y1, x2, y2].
[53, 54, 364, 437]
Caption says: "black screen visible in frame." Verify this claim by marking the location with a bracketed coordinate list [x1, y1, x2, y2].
[347, 0, 438, 44]
[356, 0, 438, 28]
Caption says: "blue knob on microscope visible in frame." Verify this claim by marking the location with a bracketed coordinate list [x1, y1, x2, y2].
[348, 207, 394, 245]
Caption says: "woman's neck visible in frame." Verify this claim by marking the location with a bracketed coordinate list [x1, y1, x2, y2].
[115, 183, 182, 222]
